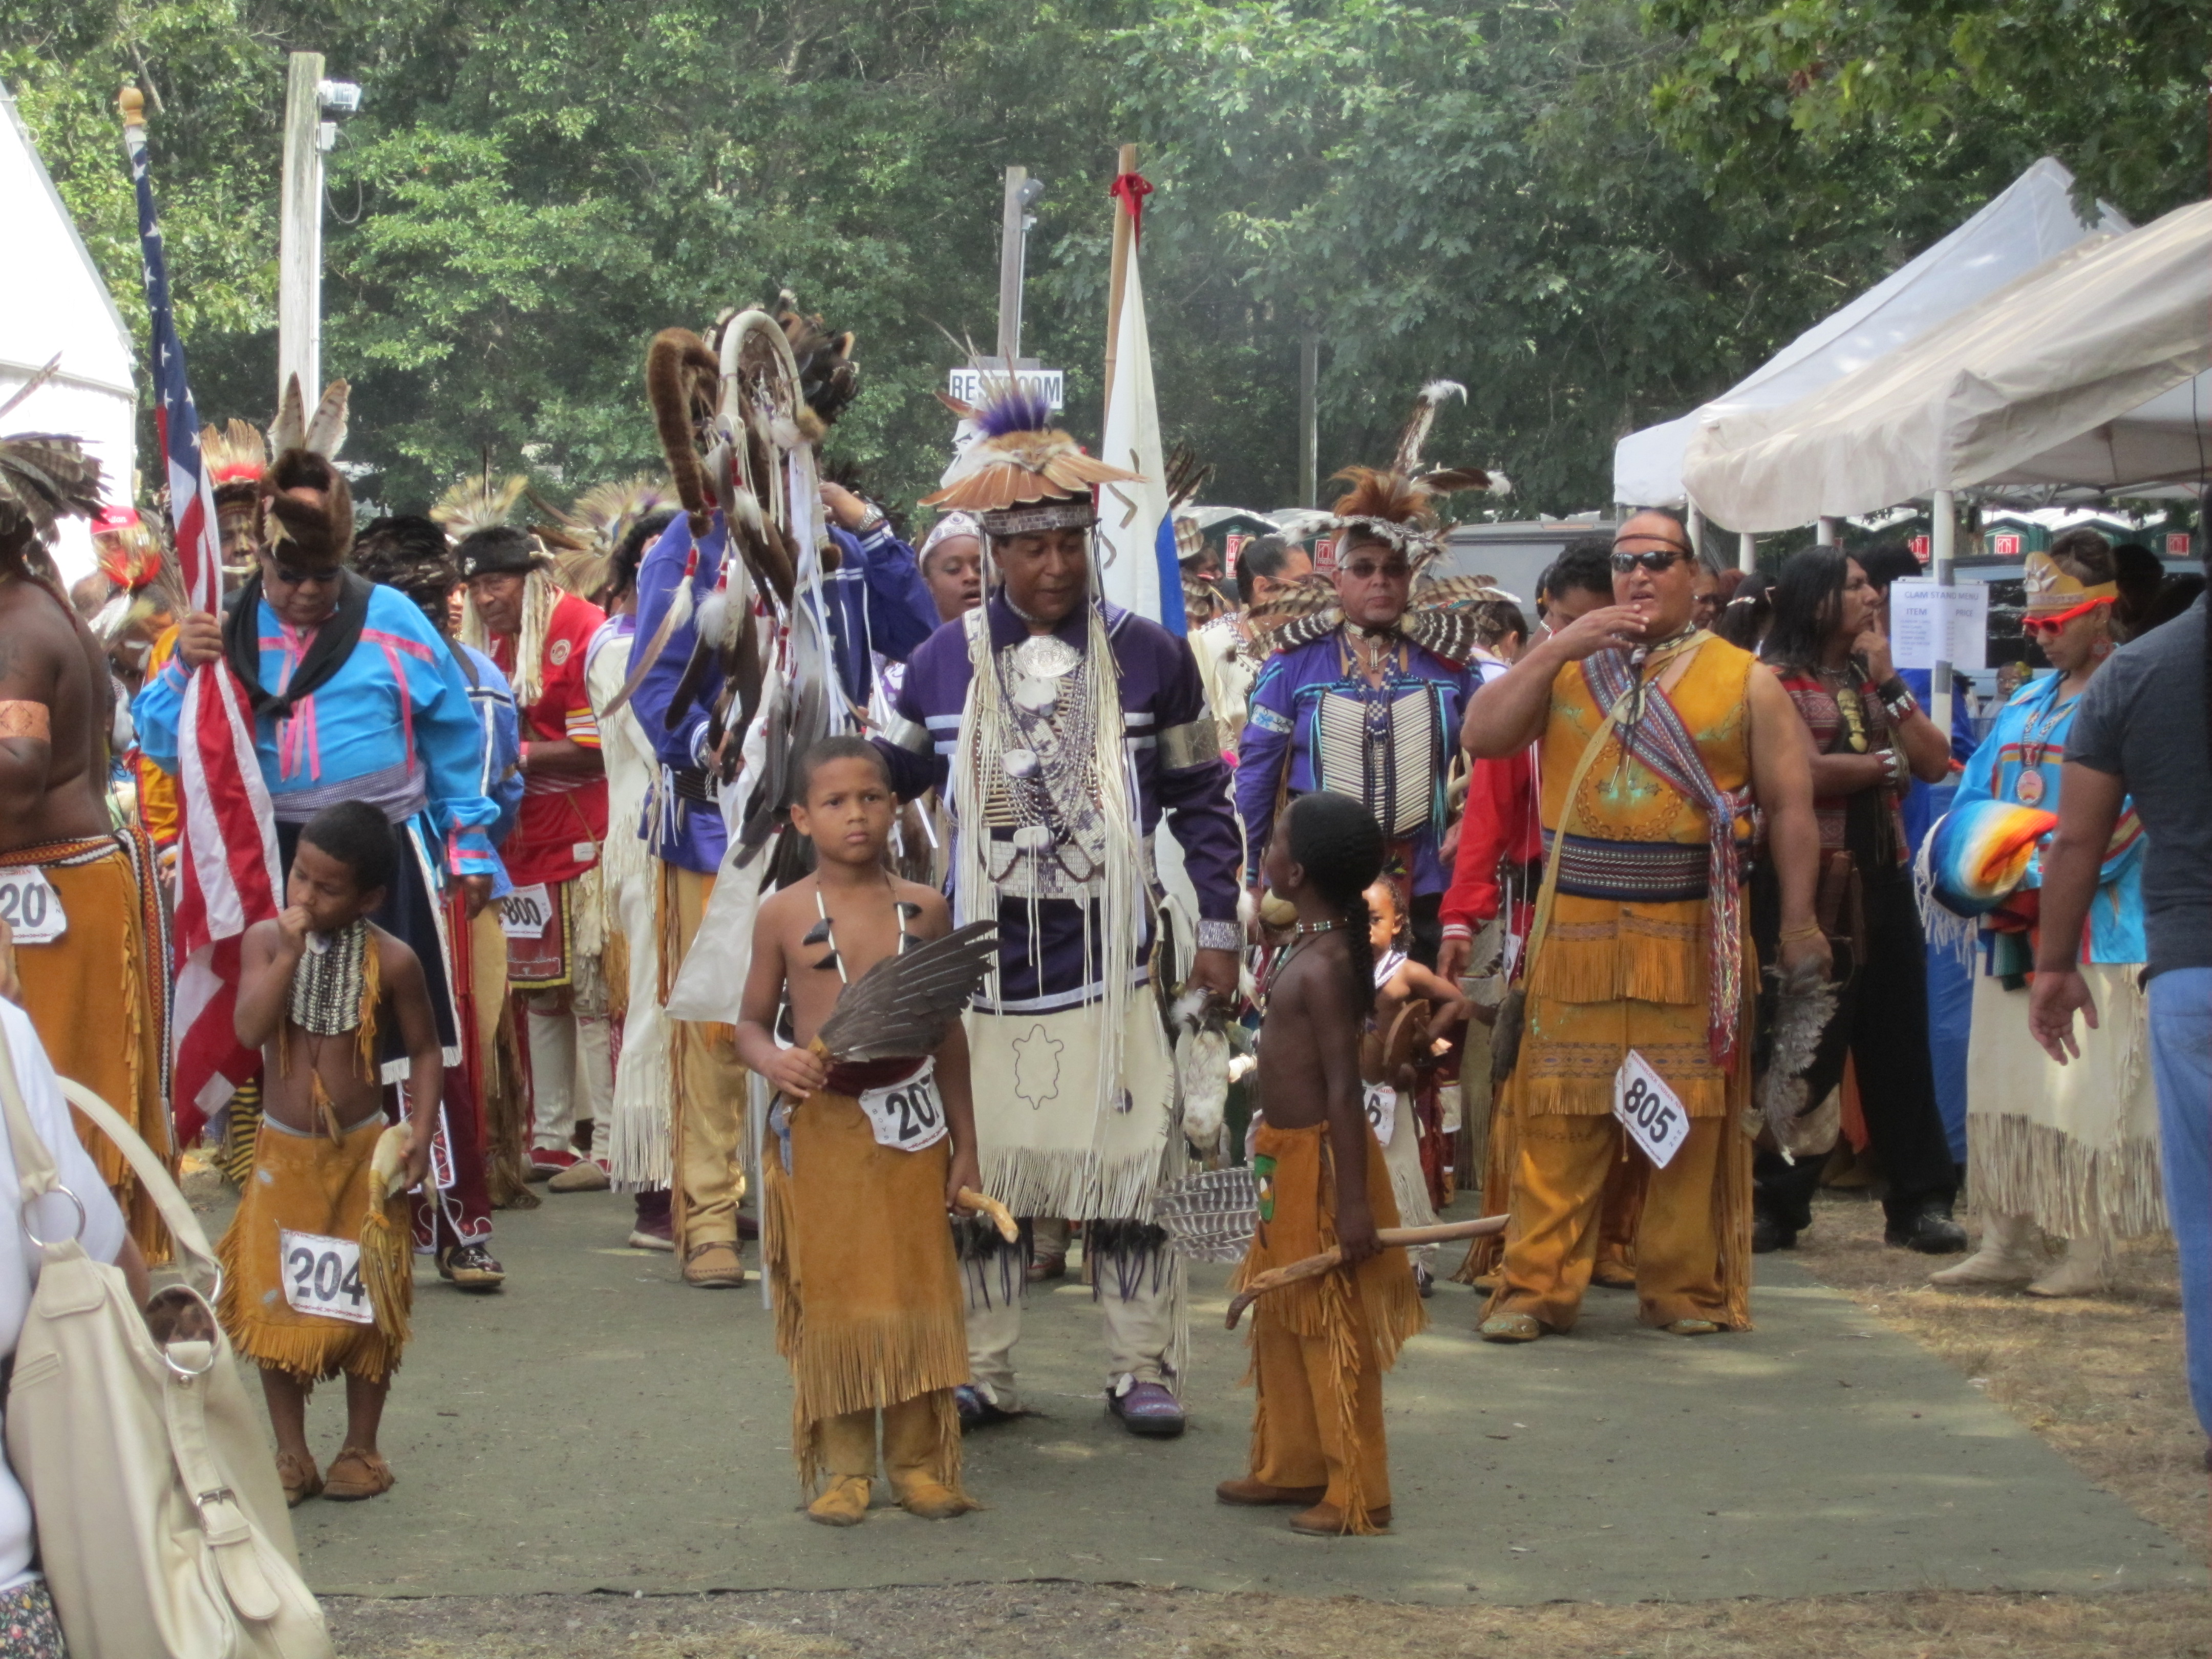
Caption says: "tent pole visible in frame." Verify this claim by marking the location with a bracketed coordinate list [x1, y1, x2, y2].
[1931, 489, 1956, 742]
[1738, 531, 1756, 576]
[1816, 517, 1838, 547]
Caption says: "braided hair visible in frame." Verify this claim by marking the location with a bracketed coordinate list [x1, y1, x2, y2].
[1284, 791, 1388, 1019]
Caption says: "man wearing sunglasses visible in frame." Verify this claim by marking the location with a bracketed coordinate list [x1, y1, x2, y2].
[1461, 509, 1826, 1342]
[141, 444, 512, 1290]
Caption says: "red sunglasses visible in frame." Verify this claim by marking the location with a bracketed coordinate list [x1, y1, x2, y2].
[2022, 595, 2111, 636]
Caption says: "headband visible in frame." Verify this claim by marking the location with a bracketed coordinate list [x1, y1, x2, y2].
[919, 511, 983, 563]
[981, 500, 1097, 538]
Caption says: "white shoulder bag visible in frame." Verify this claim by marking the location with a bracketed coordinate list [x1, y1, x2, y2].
[0, 1011, 334, 1659]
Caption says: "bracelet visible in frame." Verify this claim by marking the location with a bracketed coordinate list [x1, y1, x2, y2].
[1779, 920, 1825, 943]
[1877, 748, 1905, 788]
[1876, 675, 1910, 704]
[854, 507, 886, 535]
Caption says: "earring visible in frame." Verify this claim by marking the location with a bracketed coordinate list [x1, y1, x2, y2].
[2092, 639, 2113, 658]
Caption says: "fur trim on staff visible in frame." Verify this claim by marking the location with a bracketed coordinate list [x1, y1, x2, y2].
[646, 328, 721, 534]
[774, 292, 860, 440]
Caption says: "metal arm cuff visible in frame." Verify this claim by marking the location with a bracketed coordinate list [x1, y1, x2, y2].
[1195, 918, 1243, 953]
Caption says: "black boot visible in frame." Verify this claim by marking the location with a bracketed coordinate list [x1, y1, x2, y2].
[1751, 1213, 1798, 1254]
[1884, 1199, 1968, 1254]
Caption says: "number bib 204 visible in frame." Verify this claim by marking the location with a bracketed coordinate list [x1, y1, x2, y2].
[1362, 1080, 1397, 1147]
[857, 1062, 948, 1154]
[278, 1228, 373, 1326]
[0, 868, 66, 945]
[1611, 1049, 1690, 1168]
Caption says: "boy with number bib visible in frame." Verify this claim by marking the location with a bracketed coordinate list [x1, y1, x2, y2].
[1221, 792, 1426, 1536]
[223, 801, 440, 1506]
[735, 737, 982, 1526]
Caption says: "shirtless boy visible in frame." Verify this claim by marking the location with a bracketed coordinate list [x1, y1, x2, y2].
[1218, 791, 1424, 1536]
[227, 801, 439, 1504]
[735, 736, 983, 1525]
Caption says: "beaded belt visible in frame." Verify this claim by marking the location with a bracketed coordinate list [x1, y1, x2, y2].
[1541, 831, 1714, 904]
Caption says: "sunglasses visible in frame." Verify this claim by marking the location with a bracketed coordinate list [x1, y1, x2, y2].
[2022, 595, 2110, 636]
[1610, 548, 1692, 575]
[270, 564, 344, 588]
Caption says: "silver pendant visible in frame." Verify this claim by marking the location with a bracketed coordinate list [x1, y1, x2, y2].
[1003, 747, 1040, 779]
[1013, 634, 1080, 680]
[1012, 676, 1057, 714]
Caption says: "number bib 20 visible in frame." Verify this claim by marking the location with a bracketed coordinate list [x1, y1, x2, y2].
[278, 1228, 373, 1326]
[857, 1063, 948, 1154]
[0, 868, 66, 945]
[1363, 1080, 1398, 1147]
[1612, 1049, 1690, 1169]
[497, 883, 552, 941]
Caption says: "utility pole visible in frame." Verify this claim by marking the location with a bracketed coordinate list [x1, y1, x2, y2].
[995, 166, 1028, 368]
[1298, 332, 1318, 511]
[277, 52, 326, 402]
[277, 53, 361, 404]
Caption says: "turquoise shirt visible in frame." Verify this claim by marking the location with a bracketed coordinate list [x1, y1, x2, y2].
[1953, 671, 2145, 965]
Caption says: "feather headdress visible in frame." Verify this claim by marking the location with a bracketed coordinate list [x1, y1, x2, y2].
[432, 469, 528, 542]
[921, 383, 1140, 534]
[530, 474, 675, 603]
[1322, 380, 1493, 561]
[0, 434, 104, 550]
[200, 418, 270, 497]
[1246, 565, 1519, 667]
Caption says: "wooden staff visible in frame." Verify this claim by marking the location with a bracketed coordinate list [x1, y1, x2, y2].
[1224, 1215, 1507, 1329]
[1101, 142, 1140, 416]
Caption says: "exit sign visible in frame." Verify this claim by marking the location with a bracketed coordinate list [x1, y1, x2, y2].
[2169, 533, 2196, 557]
[1910, 535, 1930, 562]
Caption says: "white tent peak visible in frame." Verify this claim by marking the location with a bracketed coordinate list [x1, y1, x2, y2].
[1613, 157, 2124, 509]
[0, 78, 137, 579]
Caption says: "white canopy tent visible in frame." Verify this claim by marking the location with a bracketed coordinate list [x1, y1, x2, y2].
[1612, 158, 2124, 511]
[0, 81, 137, 582]
[1681, 198, 2212, 532]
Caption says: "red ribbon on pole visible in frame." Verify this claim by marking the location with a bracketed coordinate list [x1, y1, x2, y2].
[1109, 171, 1154, 245]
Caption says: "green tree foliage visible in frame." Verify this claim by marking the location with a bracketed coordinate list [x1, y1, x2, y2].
[4, 0, 2206, 522]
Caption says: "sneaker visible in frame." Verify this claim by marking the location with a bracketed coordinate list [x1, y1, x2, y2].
[1884, 1203, 1968, 1254]
[627, 1214, 676, 1252]
[1026, 1254, 1067, 1284]
[1106, 1377, 1186, 1438]
[436, 1241, 506, 1291]
[953, 1384, 1018, 1430]
[547, 1156, 610, 1193]
[527, 1146, 579, 1181]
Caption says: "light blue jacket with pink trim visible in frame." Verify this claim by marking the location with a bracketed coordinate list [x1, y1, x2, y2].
[133, 585, 501, 880]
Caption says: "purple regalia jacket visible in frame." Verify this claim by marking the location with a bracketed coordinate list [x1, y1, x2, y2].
[874, 594, 1243, 1011]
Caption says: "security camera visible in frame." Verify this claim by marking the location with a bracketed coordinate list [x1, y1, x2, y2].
[317, 79, 363, 113]
[1016, 176, 1045, 210]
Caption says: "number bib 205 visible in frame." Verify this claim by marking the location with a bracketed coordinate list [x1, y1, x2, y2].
[497, 883, 552, 941]
[857, 1063, 948, 1154]
[1611, 1049, 1690, 1169]
[0, 868, 66, 945]
[1362, 1080, 1397, 1147]
[277, 1228, 373, 1325]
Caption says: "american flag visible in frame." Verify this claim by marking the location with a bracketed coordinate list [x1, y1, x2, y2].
[125, 112, 283, 1143]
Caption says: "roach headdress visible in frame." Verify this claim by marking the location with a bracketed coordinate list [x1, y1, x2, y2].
[921, 382, 1140, 538]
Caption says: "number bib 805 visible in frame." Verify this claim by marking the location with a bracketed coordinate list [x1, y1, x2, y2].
[857, 1062, 949, 1154]
[1611, 1049, 1690, 1169]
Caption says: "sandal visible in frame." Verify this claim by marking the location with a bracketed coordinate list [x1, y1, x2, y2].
[322, 1446, 395, 1501]
[275, 1449, 322, 1507]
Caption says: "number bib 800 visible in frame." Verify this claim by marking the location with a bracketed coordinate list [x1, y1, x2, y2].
[857, 1062, 949, 1154]
[277, 1228, 373, 1325]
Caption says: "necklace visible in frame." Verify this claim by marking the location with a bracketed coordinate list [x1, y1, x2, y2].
[805, 878, 920, 984]
[1293, 918, 1338, 935]
[2014, 685, 2079, 807]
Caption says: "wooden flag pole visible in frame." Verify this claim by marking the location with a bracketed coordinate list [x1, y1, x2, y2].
[1101, 142, 1139, 419]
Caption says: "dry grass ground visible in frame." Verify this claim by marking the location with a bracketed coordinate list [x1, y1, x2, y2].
[325, 1581, 2212, 1659]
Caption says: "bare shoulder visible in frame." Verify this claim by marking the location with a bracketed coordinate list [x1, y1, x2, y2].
[753, 880, 811, 932]
[0, 580, 70, 688]
[371, 923, 425, 986]
[891, 876, 951, 935]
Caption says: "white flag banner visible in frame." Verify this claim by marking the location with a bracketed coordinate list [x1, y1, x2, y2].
[1096, 247, 1174, 626]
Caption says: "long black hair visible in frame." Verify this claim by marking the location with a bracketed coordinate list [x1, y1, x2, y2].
[1284, 792, 1387, 1019]
[1762, 546, 1855, 671]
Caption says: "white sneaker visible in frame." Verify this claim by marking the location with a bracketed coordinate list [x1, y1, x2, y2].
[1929, 1213, 2041, 1288]
[2026, 1233, 2113, 1298]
